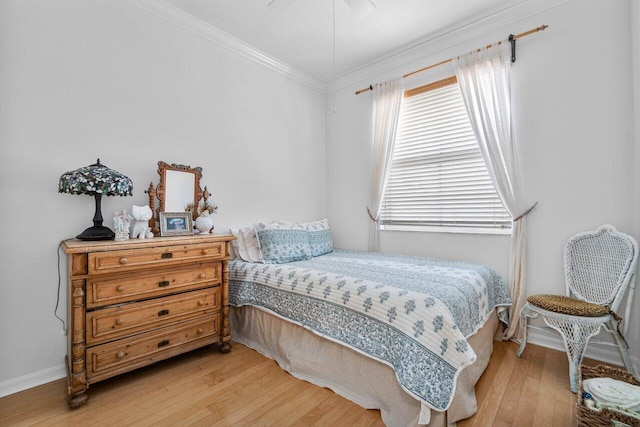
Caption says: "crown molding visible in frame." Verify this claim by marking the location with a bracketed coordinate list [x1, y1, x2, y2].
[329, 0, 575, 93]
[123, 0, 575, 95]
[123, 0, 326, 94]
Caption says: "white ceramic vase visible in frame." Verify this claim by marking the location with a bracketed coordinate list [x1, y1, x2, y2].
[195, 213, 214, 234]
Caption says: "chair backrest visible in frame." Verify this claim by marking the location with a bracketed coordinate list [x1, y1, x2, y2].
[565, 224, 638, 311]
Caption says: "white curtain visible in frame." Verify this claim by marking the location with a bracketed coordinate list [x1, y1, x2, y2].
[368, 78, 404, 252]
[453, 42, 528, 340]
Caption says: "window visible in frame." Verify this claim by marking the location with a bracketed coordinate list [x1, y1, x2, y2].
[379, 77, 511, 234]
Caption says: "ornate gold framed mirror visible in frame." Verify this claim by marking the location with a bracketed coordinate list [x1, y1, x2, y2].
[146, 161, 204, 234]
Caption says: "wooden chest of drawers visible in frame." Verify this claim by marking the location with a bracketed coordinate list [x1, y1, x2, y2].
[62, 234, 235, 408]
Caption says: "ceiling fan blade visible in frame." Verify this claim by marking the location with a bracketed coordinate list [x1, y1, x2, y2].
[344, 0, 375, 18]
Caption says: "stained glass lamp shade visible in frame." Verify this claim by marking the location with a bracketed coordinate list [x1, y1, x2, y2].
[59, 159, 133, 240]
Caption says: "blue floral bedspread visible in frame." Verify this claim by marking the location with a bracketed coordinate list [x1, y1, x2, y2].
[228, 249, 511, 411]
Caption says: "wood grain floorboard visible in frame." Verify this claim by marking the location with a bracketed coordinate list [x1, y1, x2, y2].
[0, 340, 614, 426]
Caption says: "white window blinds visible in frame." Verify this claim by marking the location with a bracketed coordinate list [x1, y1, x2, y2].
[379, 79, 511, 232]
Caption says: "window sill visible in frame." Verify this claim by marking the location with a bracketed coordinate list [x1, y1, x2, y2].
[380, 224, 512, 236]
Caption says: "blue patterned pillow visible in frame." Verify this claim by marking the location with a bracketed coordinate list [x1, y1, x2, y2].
[255, 222, 312, 264]
[305, 219, 334, 257]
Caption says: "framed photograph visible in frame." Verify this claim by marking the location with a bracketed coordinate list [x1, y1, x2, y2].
[159, 212, 193, 236]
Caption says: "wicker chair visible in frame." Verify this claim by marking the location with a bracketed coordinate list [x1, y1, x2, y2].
[517, 224, 639, 393]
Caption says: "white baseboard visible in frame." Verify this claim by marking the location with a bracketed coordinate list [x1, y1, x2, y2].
[2, 330, 638, 400]
[0, 364, 66, 399]
[526, 329, 640, 373]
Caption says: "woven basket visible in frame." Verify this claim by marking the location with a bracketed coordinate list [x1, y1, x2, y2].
[577, 364, 640, 427]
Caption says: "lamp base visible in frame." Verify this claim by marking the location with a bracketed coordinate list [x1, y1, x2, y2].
[76, 225, 115, 241]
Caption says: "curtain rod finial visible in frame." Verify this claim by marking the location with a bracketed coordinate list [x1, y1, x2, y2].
[354, 84, 374, 95]
[508, 34, 516, 63]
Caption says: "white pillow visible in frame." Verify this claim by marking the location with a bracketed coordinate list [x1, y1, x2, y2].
[304, 219, 334, 256]
[230, 227, 250, 261]
[242, 227, 263, 262]
[230, 226, 264, 262]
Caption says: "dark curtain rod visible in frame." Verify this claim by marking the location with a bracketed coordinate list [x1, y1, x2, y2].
[355, 24, 548, 95]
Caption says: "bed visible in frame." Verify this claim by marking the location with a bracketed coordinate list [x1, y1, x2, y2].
[227, 247, 510, 426]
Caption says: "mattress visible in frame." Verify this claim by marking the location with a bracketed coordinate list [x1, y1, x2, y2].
[228, 249, 510, 423]
[230, 306, 499, 426]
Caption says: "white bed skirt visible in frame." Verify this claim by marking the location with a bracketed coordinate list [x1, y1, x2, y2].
[229, 306, 499, 427]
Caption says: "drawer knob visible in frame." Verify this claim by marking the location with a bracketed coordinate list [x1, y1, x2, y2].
[161, 253, 173, 259]
[158, 309, 169, 317]
[202, 249, 209, 255]
[197, 327, 204, 334]
[115, 318, 124, 325]
[116, 285, 125, 292]
[198, 273, 206, 280]
[157, 340, 170, 348]
[158, 280, 170, 287]
[197, 300, 205, 306]
[119, 257, 128, 265]
[116, 351, 125, 359]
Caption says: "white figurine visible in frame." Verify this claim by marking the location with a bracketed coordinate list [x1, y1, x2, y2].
[114, 210, 130, 241]
[130, 205, 153, 239]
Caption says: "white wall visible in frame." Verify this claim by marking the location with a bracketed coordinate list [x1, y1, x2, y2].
[327, 0, 639, 366]
[1, 0, 638, 398]
[0, 0, 326, 392]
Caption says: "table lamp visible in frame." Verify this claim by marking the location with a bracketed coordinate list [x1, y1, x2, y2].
[59, 159, 133, 240]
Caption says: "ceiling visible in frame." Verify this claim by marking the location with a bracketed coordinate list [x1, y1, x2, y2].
[162, 0, 521, 83]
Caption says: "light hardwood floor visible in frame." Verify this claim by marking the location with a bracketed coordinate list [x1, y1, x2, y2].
[0, 340, 600, 426]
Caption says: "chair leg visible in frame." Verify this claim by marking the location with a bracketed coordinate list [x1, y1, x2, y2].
[555, 324, 590, 393]
[565, 342, 585, 394]
[517, 304, 537, 358]
[543, 320, 602, 393]
[610, 320, 639, 381]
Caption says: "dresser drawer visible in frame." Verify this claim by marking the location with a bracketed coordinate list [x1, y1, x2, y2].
[86, 315, 220, 382]
[86, 287, 220, 345]
[86, 263, 221, 308]
[87, 242, 225, 274]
